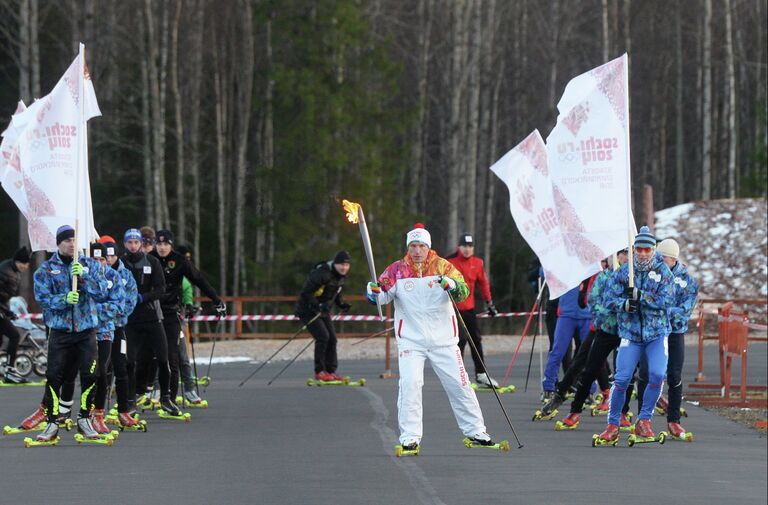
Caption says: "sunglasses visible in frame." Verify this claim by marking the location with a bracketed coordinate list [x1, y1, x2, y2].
[634, 247, 653, 254]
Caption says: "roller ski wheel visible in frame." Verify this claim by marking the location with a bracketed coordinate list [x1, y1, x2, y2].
[395, 443, 420, 457]
[470, 383, 515, 394]
[590, 404, 610, 417]
[24, 436, 60, 447]
[57, 418, 73, 431]
[592, 424, 620, 447]
[627, 431, 666, 447]
[667, 423, 693, 442]
[591, 433, 618, 447]
[185, 399, 209, 408]
[554, 413, 581, 431]
[461, 437, 510, 451]
[196, 376, 211, 387]
[157, 410, 192, 422]
[4, 424, 45, 436]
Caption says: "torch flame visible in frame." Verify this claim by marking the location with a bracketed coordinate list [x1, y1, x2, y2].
[342, 199, 361, 224]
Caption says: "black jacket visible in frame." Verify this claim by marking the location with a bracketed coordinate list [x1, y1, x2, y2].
[122, 251, 166, 323]
[295, 261, 346, 318]
[0, 259, 21, 318]
[150, 250, 220, 316]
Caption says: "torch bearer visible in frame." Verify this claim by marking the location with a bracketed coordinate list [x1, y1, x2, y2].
[342, 200, 383, 321]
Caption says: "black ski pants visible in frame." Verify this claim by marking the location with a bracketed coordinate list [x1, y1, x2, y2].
[457, 309, 487, 375]
[111, 327, 130, 413]
[43, 329, 97, 422]
[0, 316, 22, 365]
[127, 320, 170, 399]
[162, 314, 182, 399]
[555, 330, 611, 397]
[305, 316, 337, 374]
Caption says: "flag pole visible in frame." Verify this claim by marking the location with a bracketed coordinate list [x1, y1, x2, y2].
[72, 43, 86, 290]
[622, 53, 635, 288]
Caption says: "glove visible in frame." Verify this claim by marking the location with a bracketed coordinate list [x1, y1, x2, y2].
[624, 286, 641, 301]
[71, 261, 83, 276]
[486, 301, 499, 317]
[317, 303, 330, 314]
[623, 299, 638, 313]
[214, 301, 227, 317]
[366, 282, 381, 306]
[338, 302, 351, 313]
[184, 304, 199, 320]
[137, 293, 143, 304]
[436, 276, 456, 291]
[66, 291, 80, 305]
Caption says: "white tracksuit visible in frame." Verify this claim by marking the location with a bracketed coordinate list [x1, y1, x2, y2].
[369, 251, 486, 445]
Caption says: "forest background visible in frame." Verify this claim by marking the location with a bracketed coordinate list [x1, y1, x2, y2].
[1, 0, 766, 312]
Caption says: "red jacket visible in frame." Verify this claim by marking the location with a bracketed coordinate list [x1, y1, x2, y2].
[446, 251, 492, 312]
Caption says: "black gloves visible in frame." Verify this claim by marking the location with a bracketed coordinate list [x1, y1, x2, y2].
[338, 302, 351, 313]
[486, 301, 499, 317]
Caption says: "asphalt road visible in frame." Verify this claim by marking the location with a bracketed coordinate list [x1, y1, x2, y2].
[1, 342, 765, 505]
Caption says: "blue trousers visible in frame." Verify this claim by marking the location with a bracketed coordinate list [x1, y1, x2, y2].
[607, 336, 668, 426]
[542, 317, 591, 391]
[637, 332, 685, 422]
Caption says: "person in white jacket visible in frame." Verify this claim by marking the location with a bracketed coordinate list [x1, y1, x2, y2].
[367, 224, 497, 452]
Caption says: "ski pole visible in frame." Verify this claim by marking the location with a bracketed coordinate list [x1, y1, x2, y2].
[448, 290, 524, 449]
[267, 339, 313, 386]
[204, 315, 224, 393]
[501, 281, 547, 386]
[186, 321, 201, 397]
[238, 311, 324, 387]
[523, 300, 543, 392]
[351, 326, 393, 346]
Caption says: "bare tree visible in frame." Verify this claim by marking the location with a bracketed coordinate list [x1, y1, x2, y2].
[701, 0, 713, 199]
[725, 0, 737, 198]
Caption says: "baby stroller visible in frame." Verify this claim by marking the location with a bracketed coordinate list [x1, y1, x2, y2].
[0, 296, 47, 378]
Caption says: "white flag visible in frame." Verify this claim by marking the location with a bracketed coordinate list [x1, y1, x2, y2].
[491, 54, 636, 298]
[1, 43, 100, 252]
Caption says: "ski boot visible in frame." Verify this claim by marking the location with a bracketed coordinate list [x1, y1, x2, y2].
[395, 441, 420, 457]
[118, 411, 148, 432]
[555, 412, 582, 431]
[627, 419, 666, 447]
[654, 395, 687, 418]
[462, 432, 510, 451]
[24, 422, 60, 447]
[74, 416, 114, 445]
[157, 396, 191, 422]
[330, 372, 348, 383]
[475, 372, 499, 388]
[592, 424, 620, 447]
[667, 422, 693, 442]
[4, 404, 47, 435]
[181, 390, 209, 409]
[619, 412, 634, 432]
[91, 409, 120, 440]
[3, 366, 29, 384]
[590, 389, 611, 416]
[533, 391, 564, 421]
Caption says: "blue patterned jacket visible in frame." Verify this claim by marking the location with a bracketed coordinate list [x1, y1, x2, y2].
[668, 261, 699, 334]
[588, 269, 618, 335]
[95, 266, 125, 342]
[113, 259, 138, 328]
[33, 253, 108, 332]
[604, 253, 673, 343]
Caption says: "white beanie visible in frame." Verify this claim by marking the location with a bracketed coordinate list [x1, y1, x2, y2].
[406, 223, 431, 249]
[657, 238, 680, 259]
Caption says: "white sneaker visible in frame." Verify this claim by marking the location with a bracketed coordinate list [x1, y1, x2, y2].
[475, 373, 499, 388]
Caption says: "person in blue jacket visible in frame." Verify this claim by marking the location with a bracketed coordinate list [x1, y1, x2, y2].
[637, 238, 698, 440]
[32, 225, 108, 442]
[596, 226, 673, 444]
[541, 284, 592, 401]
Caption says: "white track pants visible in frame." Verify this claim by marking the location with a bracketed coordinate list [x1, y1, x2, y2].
[397, 343, 486, 445]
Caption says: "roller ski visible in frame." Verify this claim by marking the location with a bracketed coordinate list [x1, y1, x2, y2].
[589, 389, 611, 416]
[117, 412, 148, 432]
[0, 379, 45, 387]
[156, 396, 191, 422]
[395, 441, 420, 457]
[591, 424, 620, 447]
[626, 419, 666, 447]
[666, 422, 693, 442]
[471, 383, 515, 394]
[195, 376, 211, 387]
[306, 377, 366, 387]
[533, 391, 564, 421]
[4, 404, 46, 435]
[73, 417, 114, 445]
[178, 390, 209, 408]
[136, 394, 160, 412]
[462, 433, 510, 452]
[24, 423, 60, 447]
[555, 413, 581, 431]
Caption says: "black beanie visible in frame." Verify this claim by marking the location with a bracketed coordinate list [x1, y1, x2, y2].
[56, 225, 75, 245]
[13, 246, 31, 264]
[156, 229, 174, 245]
[333, 250, 351, 264]
[89, 242, 106, 259]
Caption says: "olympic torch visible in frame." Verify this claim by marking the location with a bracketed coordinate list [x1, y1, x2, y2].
[342, 200, 383, 321]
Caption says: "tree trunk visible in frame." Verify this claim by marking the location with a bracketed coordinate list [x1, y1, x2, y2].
[409, 0, 432, 214]
[675, 3, 684, 203]
[139, 9, 155, 225]
[602, 0, 610, 61]
[171, 0, 185, 240]
[188, 0, 204, 267]
[464, 1, 481, 236]
[232, 0, 254, 296]
[724, 0, 737, 198]
[213, 29, 229, 294]
[701, 0, 712, 199]
[548, 0, 560, 111]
